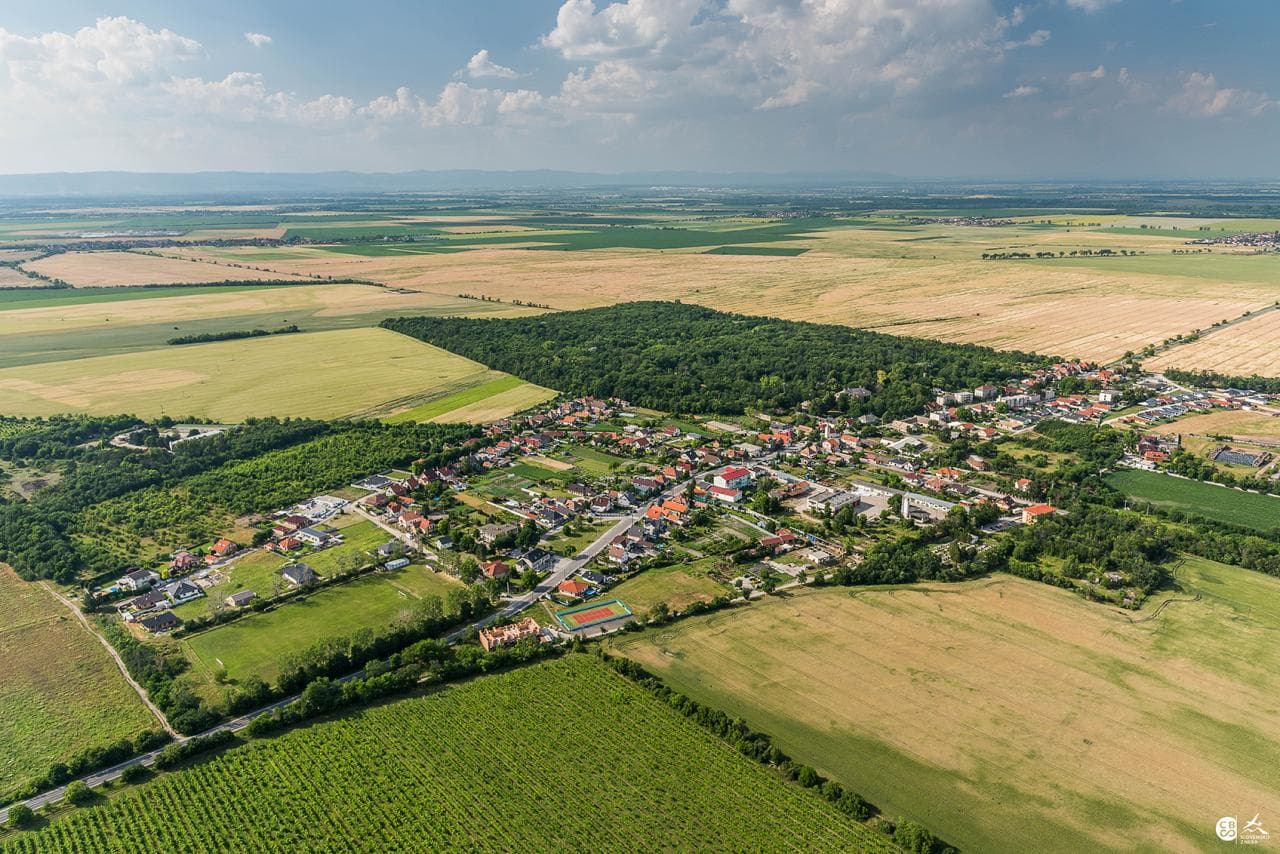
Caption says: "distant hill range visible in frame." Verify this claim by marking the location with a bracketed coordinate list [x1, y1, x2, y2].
[0, 169, 907, 198]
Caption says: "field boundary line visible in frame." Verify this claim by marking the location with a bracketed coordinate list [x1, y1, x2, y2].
[39, 581, 177, 737]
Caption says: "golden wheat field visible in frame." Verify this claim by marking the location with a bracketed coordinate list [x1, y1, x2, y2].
[22, 251, 314, 286]
[1147, 309, 1280, 376]
[183, 234, 1276, 362]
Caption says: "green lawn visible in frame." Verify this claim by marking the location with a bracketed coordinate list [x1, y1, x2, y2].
[576, 558, 730, 616]
[180, 566, 464, 687]
[1106, 469, 1280, 533]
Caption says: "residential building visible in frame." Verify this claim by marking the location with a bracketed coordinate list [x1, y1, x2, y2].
[478, 617, 544, 652]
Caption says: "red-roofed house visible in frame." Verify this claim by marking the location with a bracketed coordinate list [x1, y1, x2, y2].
[1022, 503, 1057, 524]
[714, 466, 753, 489]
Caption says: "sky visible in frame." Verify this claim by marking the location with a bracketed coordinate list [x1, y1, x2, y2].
[0, 0, 1276, 178]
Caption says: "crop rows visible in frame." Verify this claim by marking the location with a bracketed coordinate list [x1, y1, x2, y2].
[2, 656, 894, 852]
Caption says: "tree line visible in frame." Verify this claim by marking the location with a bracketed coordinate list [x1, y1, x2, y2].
[166, 325, 300, 346]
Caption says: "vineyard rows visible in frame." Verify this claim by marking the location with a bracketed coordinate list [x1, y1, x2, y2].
[1, 656, 896, 852]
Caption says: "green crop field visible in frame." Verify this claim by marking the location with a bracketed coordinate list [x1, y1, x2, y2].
[0, 569, 156, 798]
[703, 245, 810, 256]
[0, 283, 293, 313]
[383, 375, 552, 423]
[610, 565, 1280, 854]
[1106, 469, 1280, 533]
[179, 566, 464, 689]
[0, 328, 513, 421]
[0, 656, 892, 852]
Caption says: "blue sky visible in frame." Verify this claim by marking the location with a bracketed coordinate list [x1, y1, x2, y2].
[0, 1, 1275, 177]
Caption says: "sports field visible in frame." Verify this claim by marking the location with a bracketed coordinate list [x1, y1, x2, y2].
[1106, 469, 1280, 533]
[0, 328, 519, 421]
[0, 657, 892, 852]
[555, 598, 632, 630]
[180, 564, 464, 689]
[610, 563, 1280, 854]
[0, 568, 155, 798]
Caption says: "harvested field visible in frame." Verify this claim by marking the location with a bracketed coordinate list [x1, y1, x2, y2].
[200, 228, 1274, 362]
[0, 268, 38, 286]
[0, 568, 155, 798]
[1147, 308, 1280, 376]
[22, 251, 313, 286]
[0, 328, 511, 421]
[1148, 409, 1280, 442]
[610, 566, 1280, 854]
[0, 284, 543, 371]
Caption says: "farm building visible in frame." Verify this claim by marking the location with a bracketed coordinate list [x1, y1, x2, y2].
[1211, 446, 1272, 467]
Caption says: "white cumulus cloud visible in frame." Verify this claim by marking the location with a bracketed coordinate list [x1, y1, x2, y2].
[464, 49, 518, 79]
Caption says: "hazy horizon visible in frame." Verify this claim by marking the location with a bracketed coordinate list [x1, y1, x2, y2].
[1, 1, 1277, 180]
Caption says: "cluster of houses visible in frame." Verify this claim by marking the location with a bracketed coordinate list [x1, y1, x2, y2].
[1114, 387, 1266, 428]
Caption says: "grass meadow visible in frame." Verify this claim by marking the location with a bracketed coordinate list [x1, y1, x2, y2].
[179, 565, 464, 689]
[0, 328, 512, 421]
[0, 569, 155, 798]
[610, 563, 1280, 854]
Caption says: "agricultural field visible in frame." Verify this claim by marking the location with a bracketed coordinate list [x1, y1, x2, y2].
[181, 213, 1280, 363]
[382, 375, 554, 423]
[610, 564, 1280, 854]
[1146, 308, 1280, 377]
[22, 252, 313, 286]
[0, 568, 155, 798]
[0, 328, 524, 422]
[1148, 409, 1280, 442]
[178, 564, 464, 689]
[0, 656, 891, 853]
[0, 282, 540, 370]
[1106, 469, 1280, 533]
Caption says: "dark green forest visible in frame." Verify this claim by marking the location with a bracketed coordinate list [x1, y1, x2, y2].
[382, 301, 1048, 417]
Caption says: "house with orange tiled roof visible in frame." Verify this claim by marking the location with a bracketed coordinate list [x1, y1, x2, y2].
[1021, 503, 1057, 524]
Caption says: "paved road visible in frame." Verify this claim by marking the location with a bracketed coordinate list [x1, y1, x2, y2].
[447, 479, 693, 640]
